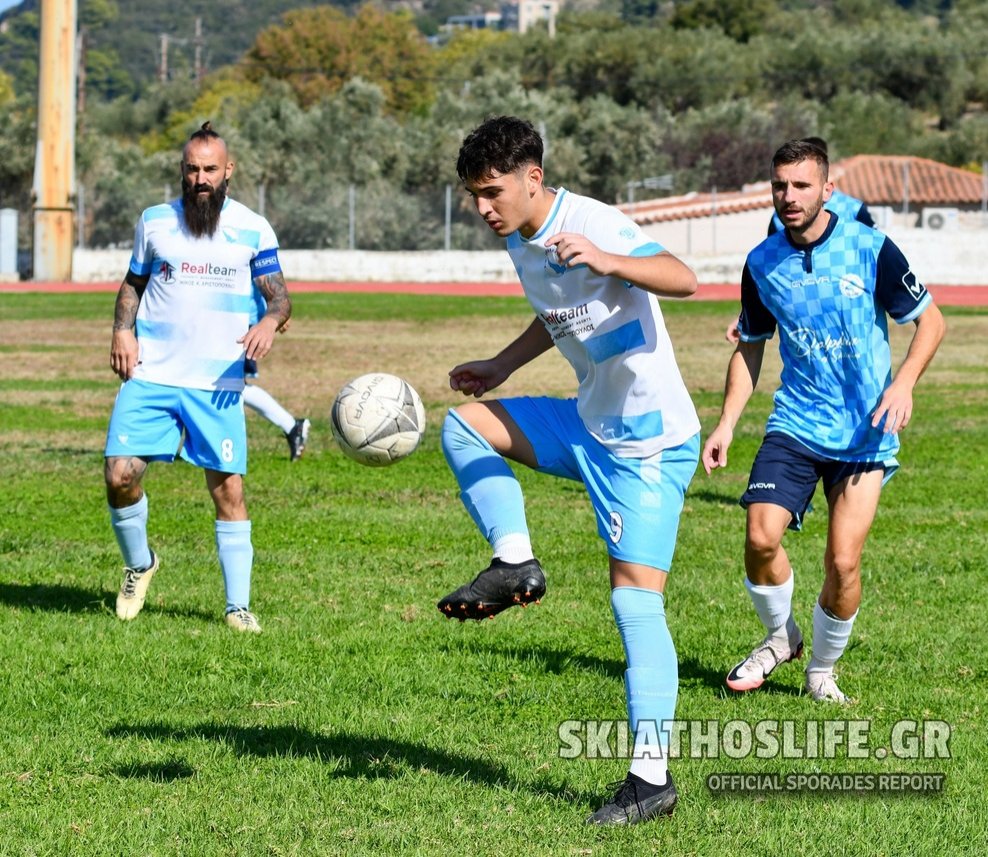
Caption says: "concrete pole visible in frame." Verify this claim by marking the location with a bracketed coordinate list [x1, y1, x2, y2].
[33, 0, 77, 282]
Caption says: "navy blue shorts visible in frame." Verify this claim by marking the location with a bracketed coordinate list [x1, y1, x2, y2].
[740, 432, 892, 531]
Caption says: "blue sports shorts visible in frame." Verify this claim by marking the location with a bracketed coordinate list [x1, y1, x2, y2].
[501, 396, 699, 572]
[105, 378, 248, 474]
[741, 432, 897, 531]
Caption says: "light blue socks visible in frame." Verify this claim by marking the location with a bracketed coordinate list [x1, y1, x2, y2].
[216, 520, 253, 613]
[611, 586, 678, 785]
[109, 494, 152, 571]
[441, 409, 533, 563]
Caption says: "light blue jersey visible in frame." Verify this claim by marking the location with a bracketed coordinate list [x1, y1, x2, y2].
[128, 198, 281, 392]
[739, 214, 932, 461]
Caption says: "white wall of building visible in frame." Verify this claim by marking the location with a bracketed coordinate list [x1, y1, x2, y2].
[71, 221, 988, 286]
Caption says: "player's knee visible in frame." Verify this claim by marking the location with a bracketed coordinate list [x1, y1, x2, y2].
[826, 550, 862, 584]
[441, 408, 491, 456]
[745, 524, 782, 561]
[104, 456, 144, 496]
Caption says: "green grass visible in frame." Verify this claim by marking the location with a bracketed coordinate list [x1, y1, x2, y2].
[0, 292, 985, 856]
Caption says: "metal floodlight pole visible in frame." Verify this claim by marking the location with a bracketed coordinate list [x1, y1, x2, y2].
[33, 0, 77, 282]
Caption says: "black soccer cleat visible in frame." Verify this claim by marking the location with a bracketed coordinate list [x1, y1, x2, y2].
[437, 558, 546, 621]
[586, 772, 678, 826]
[285, 418, 311, 462]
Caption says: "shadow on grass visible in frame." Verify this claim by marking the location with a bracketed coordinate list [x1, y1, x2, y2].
[440, 639, 625, 679]
[105, 722, 594, 803]
[0, 582, 116, 613]
[442, 641, 732, 693]
[687, 488, 742, 507]
[0, 582, 215, 623]
[111, 760, 196, 782]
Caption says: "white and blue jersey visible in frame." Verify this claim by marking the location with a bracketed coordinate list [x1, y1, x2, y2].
[507, 188, 700, 458]
[739, 213, 932, 461]
[128, 198, 281, 392]
[769, 188, 874, 236]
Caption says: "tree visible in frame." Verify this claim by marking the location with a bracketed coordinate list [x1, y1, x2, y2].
[244, 5, 435, 115]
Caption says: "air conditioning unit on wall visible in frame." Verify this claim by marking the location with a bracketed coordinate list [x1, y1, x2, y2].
[921, 208, 959, 230]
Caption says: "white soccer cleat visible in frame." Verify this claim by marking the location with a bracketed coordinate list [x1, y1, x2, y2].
[726, 628, 804, 692]
[115, 552, 160, 620]
[805, 669, 853, 704]
[225, 608, 262, 633]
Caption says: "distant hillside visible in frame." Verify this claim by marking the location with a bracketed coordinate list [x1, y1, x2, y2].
[0, 0, 374, 98]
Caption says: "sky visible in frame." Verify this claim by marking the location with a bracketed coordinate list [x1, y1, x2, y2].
[0, 0, 22, 15]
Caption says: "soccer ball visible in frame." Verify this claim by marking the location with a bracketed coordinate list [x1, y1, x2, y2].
[330, 373, 426, 466]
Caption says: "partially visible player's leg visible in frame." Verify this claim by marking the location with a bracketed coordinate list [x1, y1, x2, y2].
[437, 402, 544, 620]
[243, 382, 295, 433]
[728, 434, 819, 691]
[104, 380, 185, 619]
[586, 436, 697, 825]
[207, 469, 259, 632]
[182, 387, 258, 631]
[806, 467, 884, 703]
[242, 382, 309, 461]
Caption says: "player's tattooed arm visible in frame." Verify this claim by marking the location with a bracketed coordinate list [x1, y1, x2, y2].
[254, 271, 292, 330]
[112, 272, 149, 332]
[240, 272, 292, 360]
[110, 272, 148, 380]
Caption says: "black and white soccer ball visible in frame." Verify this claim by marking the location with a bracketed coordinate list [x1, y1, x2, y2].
[330, 373, 426, 466]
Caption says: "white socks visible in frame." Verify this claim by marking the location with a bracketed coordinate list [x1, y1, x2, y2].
[807, 601, 857, 674]
[745, 572, 799, 651]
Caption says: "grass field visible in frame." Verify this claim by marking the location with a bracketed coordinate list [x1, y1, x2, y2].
[0, 291, 985, 856]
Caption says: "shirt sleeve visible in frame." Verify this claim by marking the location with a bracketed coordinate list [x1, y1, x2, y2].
[128, 213, 152, 278]
[250, 216, 282, 278]
[855, 203, 876, 228]
[592, 203, 666, 258]
[738, 262, 777, 341]
[874, 236, 932, 324]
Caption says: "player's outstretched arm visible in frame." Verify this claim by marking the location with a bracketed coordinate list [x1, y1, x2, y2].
[871, 302, 946, 433]
[545, 232, 697, 298]
[449, 317, 553, 398]
[240, 272, 291, 360]
[110, 271, 148, 381]
[701, 340, 765, 474]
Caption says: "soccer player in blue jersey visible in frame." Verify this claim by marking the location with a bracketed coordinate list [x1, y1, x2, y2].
[105, 122, 292, 633]
[702, 139, 945, 703]
[726, 138, 876, 345]
[437, 115, 701, 824]
[767, 139, 875, 237]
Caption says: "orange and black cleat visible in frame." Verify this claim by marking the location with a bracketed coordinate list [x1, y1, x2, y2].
[437, 558, 546, 621]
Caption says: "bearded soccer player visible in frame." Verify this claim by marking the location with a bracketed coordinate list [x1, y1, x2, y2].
[104, 122, 291, 633]
[437, 115, 701, 825]
[702, 139, 945, 703]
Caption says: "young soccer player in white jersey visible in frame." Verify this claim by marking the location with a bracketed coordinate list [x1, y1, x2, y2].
[437, 115, 701, 825]
[702, 139, 945, 703]
[105, 122, 292, 633]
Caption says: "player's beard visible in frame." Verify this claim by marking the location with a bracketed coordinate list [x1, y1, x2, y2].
[182, 179, 227, 238]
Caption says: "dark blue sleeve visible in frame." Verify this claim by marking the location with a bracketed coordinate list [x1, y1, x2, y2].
[855, 203, 875, 228]
[875, 237, 932, 323]
[738, 262, 777, 341]
[766, 212, 781, 237]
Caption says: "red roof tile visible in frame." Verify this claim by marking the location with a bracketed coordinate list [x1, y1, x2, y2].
[834, 155, 985, 205]
[623, 156, 986, 224]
